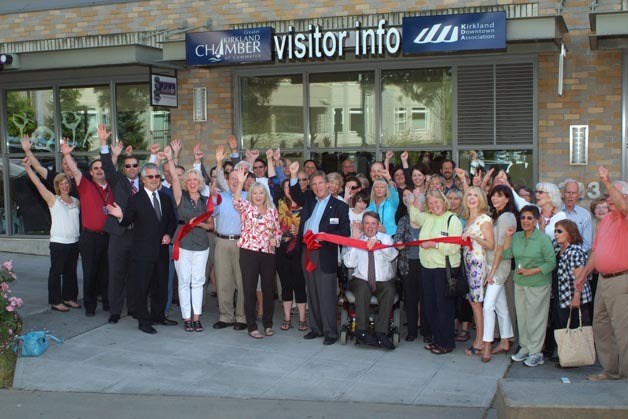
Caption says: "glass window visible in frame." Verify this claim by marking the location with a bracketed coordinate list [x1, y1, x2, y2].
[241, 75, 304, 150]
[309, 71, 375, 148]
[383, 150, 452, 176]
[381, 68, 452, 146]
[60, 86, 111, 152]
[116, 83, 169, 151]
[6, 89, 55, 153]
[8, 157, 54, 235]
[310, 151, 375, 175]
[458, 149, 534, 189]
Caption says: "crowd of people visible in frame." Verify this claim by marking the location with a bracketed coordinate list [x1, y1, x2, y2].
[21, 127, 628, 380]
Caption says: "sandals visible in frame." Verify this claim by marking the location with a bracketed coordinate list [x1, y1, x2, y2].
[63, 300, 82, 309]
[491, 345, 511, 355]
[424, 343, 438, 351]
[298, 321, 308, 332]
[455, 330, 470, 342]
[249, 330, 264, 339]
[193, 320, 204, 332]
[431, 346, 453, 355]
[51, 304, 70, 312]
[280, 320, 292, 331]
[184, 320, 194, 332]
[264, 328, 275, 337]
[465, 346, 483, 356]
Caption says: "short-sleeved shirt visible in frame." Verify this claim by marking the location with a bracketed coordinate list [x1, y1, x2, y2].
[592, 211, 628, 274]
[175, 192, 209, 251]
[77, 178, 113, 232]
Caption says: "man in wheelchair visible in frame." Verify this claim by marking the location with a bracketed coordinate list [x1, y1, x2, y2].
[343, 211, 399, 350]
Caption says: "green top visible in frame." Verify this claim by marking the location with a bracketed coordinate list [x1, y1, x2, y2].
[502, 229, 556, 287]
[409, 206, 462, 269]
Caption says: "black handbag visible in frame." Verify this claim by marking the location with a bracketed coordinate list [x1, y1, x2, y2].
[444, 215, 467, 298]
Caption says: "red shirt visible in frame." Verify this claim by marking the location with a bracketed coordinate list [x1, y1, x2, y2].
[77, 178, 113, 232]
[592, 211, 628, 275]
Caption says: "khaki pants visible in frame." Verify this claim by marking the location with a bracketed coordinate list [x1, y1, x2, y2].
[515, 283, 550, 355]
[214, 237, 245, 323]
[593, 273, 628, 379]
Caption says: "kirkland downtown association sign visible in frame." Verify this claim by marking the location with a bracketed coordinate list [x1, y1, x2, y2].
[402, 12, 506, 54]
[186, 27, 273, 66]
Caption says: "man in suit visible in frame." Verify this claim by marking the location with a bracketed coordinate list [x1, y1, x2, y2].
[290, 162, 350, 345]
[107, 163, 177, 334]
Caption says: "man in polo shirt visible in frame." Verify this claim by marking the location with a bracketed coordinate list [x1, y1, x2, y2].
[211, 146, 247, 330]
[561, 179, 593, 251]
[576, 167, 628, 381]
[62, 142, 114, 317]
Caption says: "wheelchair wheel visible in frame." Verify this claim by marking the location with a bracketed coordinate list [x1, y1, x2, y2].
[393, 331, 400, 347]
[340, 310, 349, 345]
[340, 326, 348, 345]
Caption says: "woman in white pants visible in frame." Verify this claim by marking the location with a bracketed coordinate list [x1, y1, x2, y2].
[165, 146, 213, 332]
[481, 185, 517, 362]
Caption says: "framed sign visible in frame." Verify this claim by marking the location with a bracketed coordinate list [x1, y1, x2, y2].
[150, 73, 178, 108]
[186, 27, 273, 66]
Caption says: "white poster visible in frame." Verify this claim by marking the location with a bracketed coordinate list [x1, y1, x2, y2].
[151, 74, 178, 108]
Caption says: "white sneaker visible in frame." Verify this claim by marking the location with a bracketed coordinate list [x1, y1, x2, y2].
[511, 351, 529, 362]
[524, 352, 545, 367]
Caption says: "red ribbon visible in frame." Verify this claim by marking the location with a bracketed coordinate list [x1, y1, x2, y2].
[302, 230, 471, 272]
[172, 195, 216, 261]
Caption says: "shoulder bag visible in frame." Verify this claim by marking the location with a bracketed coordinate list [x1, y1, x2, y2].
[444, 215, 467, 298]
[554, 307, 596, 367]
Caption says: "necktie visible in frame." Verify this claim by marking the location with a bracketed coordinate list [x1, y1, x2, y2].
[367, 250, 376, 292]
[130, 180, 137, 195]
[152, 191, 162, 221]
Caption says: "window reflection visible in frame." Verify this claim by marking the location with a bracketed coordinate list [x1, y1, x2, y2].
[60, 86, 111, 152]
[241, 75, 304, 150]
[6, 89, 55, 153]
[459, 149, 534, 190]
[382, 68, 452, 146]
[8, 157, 54, 235]
[117, 83, 169, 151]
[309, 72, 375, 147]
[310, 151, 375, 175]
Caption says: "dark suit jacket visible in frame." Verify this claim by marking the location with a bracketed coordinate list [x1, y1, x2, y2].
[119, 189, 176, 262]
[290, 183, 350, 274]
[101, 151, 135, 237]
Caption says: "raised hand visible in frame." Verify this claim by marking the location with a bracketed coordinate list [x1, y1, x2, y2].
[20, 135, 32, 153]
[111, 140, 124, 158]
[170, 138, 182, 155]
[125, 145, 133, 156]
[163, 145, 173, 160]
[97, 124, 111, 145]
[249, 149, 260, 160]
[455, 167, 466, 179]
[215, 144, 226, 162]
[265, 148, 274, 161]
[235, 165, 247, 184]
[385, 150, 394, 161]
[289, 161, 299, 176]
[227, 135, 238, 152]
[351, 221, 362, 239]
[60, 140, 75, 155]
[273, 148, 281, 162]
[400, 151, 408, 162]
[598, 166, 610, 184]
[149, 143, 161, 155]
[193, 143, 204, 161]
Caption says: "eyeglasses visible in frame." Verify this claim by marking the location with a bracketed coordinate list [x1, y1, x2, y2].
[144, 174, 160, 180]
[520, 215, 536, 220]
[91, 166, 103, 171]
[554, 229, 564, 234]
[253, 165, 265, 170]
[125, 163, 139, 168]
[534, 190, 546, 195]
[298, 178, 308, 182]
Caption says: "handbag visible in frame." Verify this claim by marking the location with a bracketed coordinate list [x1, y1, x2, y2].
[15, 331, 64, 357]
[553, 307, 596, 367]
[444, 215, 467, 298]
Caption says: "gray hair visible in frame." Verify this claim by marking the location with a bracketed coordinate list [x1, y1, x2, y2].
[563, 179, 585, 195]
[141, 163, 162, 178]
[536, 182, 562, 210]
[234, 160, 252, 172]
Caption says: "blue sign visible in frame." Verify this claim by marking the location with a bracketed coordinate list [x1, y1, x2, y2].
[186, 28, 273, 66]
[402, 12, 506, 54]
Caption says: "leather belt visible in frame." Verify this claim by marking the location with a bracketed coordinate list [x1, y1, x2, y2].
[216, 233, 240, 240]
[601, 270, 628, 279]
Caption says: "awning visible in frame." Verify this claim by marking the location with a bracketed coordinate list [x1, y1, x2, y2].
[589, 11, 628, 50]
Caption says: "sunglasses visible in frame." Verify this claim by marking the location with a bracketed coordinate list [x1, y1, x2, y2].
[253, 165, 265, 169]
[554, 229, 564, 234]
[125, 163, 139, 168]
[91, 166, 103, 171]
[534, 190, 546, 195]
[298, 178, 308, 182]
[520, 215, 536, 220]
[144, 174, 160, 180]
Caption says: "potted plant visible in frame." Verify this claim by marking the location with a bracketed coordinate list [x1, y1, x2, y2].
[0, 260, 23, 388]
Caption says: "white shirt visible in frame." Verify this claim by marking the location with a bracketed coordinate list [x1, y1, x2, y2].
[343, 232, 399, 282]
[145, 187, 161, 210]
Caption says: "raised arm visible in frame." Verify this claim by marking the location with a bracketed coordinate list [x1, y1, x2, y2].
[266, 148, 276, 179]
[23, 157, 55, 207]
[61, 142, 82, 186]
[600, 166, 627, 216]
[170, 138, 182, 166]
[214, 144, 229, 192]
[21, 135, 48, 179]
[164, 146, 181, 206]
[233, 165, 247, 202]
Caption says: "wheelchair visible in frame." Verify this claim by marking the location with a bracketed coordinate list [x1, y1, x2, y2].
[338, 279, 402, 348]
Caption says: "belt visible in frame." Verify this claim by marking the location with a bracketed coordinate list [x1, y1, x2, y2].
[601, 270, 628, 279]
[216, 233, 240, 240]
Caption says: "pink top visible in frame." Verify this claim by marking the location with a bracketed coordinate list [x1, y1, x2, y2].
[233, 199, 282, 254]
[592, 211, 628, 275]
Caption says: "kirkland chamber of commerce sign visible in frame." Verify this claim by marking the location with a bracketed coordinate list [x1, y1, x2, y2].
[185, 12, 507, 66]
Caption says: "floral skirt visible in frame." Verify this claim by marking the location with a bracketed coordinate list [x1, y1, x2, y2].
[464, 252, 486, 303]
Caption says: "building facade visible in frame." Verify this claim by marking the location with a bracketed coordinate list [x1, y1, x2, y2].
[0, 0, 626, 246]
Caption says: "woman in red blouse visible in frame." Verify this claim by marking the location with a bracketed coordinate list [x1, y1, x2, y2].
[233, 166, 282, 339]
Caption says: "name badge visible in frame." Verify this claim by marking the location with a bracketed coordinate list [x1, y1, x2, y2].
[330, 218, 339, 225]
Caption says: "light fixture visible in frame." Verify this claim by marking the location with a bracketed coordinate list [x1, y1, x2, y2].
[0, 54, 12, 65]
[193, 87, 207, 122]
[569, 125, 588, 165]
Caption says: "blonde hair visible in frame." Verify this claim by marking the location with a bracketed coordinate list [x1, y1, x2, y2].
[370, 178, 391, 203]
[425, 190, 450, 214]
[53, 173, 71, 195]
[246, 182, 275, 209]
[181, 168, 205, 192]
[462, 186, 490, 219]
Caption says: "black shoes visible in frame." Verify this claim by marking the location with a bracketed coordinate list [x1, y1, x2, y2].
[108, 314, 120, 324]
[323, 336, 337, 345]
[139, 324, 157, 334]
[303, 331, 323, 340]
[376, 333, 395, 350]
[154, 318, 178, 326]
[233, 322, 247, 330]
[213, 321, 235, 329]
[85, 311, 95, 317]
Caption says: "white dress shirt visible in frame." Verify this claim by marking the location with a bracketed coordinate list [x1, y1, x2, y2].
[343, 232, 399, 282]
